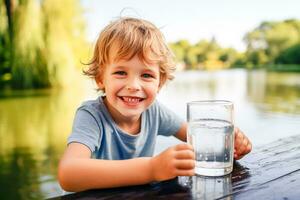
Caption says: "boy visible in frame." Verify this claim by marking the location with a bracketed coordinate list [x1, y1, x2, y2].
[58, 17, 252, 192]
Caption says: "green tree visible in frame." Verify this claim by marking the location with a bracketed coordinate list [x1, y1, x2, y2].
[231, 53, 247, 68]
[170, 38, 233, 70]
[219, 48, 239, 67]
[172, 40, 191, 63]
[246, 50, 268, 68]
[42, 0, 87, 87]
[194, 40, 210, 63]
[275, 43, 300, 64]
[244, 19, 300, 65]
[11, 0, 49, 88]
[0, 0, 13, 85]
[169, 41, 186, 62]
[0, 0, 87, 89]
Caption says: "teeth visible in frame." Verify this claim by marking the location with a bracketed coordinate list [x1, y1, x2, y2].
[123, 97, 141, 103]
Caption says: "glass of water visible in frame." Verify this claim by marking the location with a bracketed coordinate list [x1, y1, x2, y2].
[187, 100, 234, 176]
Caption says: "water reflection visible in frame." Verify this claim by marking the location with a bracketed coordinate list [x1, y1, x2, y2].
[0, 148, 43, 200]
[0, 86, 96, 199]
[247, 70, 300, 114]
[0, 69, 300, 199]
[179, 175, 232, 200]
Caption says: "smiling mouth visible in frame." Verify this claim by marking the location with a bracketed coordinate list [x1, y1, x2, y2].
[119, 96, 145, 104]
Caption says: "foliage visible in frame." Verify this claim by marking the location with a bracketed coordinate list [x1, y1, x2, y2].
[169, 38, 239, 70]
[1, 3, 300, 89]
[275, 43, 300, 64]
[0, 0, 87, 89]
[169, 19, 300, 71]
[244, 19, 300, 65]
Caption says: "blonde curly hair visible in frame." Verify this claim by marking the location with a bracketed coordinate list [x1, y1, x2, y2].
[83, 17, 176, 89]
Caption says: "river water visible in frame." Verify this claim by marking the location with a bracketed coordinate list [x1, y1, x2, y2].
[0, 69, 299, 199]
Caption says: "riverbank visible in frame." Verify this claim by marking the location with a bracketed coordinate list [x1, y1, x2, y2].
[266, 64, 300, 72]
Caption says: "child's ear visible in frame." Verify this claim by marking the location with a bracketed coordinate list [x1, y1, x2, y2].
[96, 77, 105, 90]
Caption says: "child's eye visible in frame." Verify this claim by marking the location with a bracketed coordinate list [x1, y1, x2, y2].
[142, 73, 154, 78]
[113, 71, 126, 76]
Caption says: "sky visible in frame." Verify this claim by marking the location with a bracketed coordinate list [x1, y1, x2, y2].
[81, 0, 300, 51]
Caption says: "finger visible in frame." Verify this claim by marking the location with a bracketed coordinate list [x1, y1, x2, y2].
[175, 150, 195, 160]
[234, 134, 243, 148]
[175, 169, 195, 176]
[175, 143, 194, 151]
[235, 127, 244, 138]
[234, 149, 245, 160]
[235, 131, 247, 148]
[236, 137, 250, 156]
[175, 159, 195, 169]
[236, 137, 248, 155]
[242, 137, 249, 151]
[234, 152, 238, 159]
[235, 154, 244, 160]
[236, 131, 246, 140]
[246, 142, 252, 153]
[235, 130, 244, 141]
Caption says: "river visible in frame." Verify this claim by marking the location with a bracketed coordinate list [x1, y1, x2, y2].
[0, 69, 299, 199]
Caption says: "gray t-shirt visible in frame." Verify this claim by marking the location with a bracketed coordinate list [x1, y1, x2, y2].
[68, 96, 184, 160]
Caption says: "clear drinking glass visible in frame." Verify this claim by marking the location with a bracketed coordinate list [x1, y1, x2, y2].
[187, 100, 234, 176]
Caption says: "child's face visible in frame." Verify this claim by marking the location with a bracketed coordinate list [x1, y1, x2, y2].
[98, 55, 160, 121]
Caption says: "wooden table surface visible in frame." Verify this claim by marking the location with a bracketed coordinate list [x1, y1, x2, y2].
[51, 134, 300, 200]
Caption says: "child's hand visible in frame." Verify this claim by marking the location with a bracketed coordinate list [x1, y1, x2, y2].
[234, 127, 252, 160]
[150, 143, 195, 181]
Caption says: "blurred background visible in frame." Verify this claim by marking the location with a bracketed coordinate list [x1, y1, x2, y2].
[0, 0, 300, 199]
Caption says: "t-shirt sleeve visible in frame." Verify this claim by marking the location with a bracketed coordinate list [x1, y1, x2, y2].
[157, 101, 185, 136]
[67, 107, 101, 153]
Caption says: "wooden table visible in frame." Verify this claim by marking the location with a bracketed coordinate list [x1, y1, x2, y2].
[51, 134, 300, 200]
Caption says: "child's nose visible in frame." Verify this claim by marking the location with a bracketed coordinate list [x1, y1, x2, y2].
[126, 78, 141, 91]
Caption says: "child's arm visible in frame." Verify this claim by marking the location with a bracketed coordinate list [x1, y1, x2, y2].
[58, 142, 194, 192]
[174, 123, 188, 142]
[174, 122, 252, 160]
